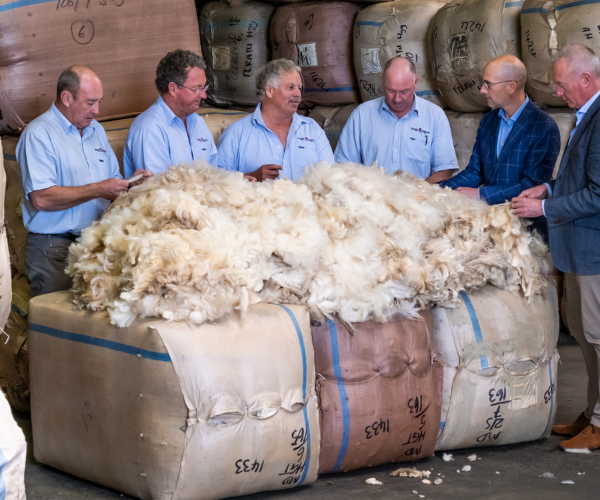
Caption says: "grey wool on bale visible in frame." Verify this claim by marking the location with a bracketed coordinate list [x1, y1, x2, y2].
[67, 161, 549, 327]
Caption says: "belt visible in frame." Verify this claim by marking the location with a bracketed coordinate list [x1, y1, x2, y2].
[29, 232, 78, 241]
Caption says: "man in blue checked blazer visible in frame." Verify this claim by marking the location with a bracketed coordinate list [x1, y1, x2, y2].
[513, 45, 600, 452]
[440, 56, 560, 206]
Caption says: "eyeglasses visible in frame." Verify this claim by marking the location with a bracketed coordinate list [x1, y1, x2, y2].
[481, 80, 516, 89]
[173, 82, 210, 94]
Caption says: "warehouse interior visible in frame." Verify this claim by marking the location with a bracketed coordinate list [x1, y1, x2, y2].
[1, 0, 600, 499]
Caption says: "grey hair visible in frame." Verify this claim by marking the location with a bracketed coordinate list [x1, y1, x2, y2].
[255, 59, 302, 99]
[56, 65, 85, 100]
[382, 57, 417, 78]
[554, 44, 600, 78]
[155, 49, 206, 95]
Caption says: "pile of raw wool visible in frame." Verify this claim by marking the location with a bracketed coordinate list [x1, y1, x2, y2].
[68, 161, 549, 327]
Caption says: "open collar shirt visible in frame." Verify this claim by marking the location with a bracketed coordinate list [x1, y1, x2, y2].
[16, 103, 121, 234]
[123, 96, 217, 177]
[216, 103, 334, 181]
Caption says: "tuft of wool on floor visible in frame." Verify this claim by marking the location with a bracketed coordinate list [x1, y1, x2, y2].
[67, 161, 549, 327]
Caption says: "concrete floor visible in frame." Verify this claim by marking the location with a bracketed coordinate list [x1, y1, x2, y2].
[12, 334, 599, 500]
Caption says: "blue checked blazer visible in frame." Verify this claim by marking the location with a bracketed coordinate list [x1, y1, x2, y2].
[545, 94, 600, 275]
[440, 101, 560, 205]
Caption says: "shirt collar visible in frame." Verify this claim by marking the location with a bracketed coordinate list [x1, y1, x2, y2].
[380, 95, 419, 119]
[253, 102, 306, 130]
[576, 89, 600, 119]
[498, 96, 529, 124]
[50, 102, 95, 137]
[156, 96, 182, 125]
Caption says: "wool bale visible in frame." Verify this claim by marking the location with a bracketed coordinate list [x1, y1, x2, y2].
[546, 107, 575, 179]
[0, 274, 30, 413]
[444, 110, 485, 170]
[431, 0, 523, 112]
[308, 104, 358, 150]
[353, 0, 448, 107]
[270, 1, 362, 107]
[0, 391, 26, 500]
[29, 291, 319, 500]
[311, 311, 442, 474]
[0, 0, 201, 133]
[432, 284, 559, 451]
[200, 1, 276, 107]
[521, 0, 600, 106]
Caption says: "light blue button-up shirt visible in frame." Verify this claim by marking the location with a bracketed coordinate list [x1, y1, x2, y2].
[497, 96, 530, 158]
[16, 103, 121, 234]
[217, 103, 334, 181]
[334, 96, 458, 178]
[123, 96, 218, 177]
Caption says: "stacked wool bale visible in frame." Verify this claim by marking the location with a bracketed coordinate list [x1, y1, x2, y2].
[312, 312, 443, 473]
[270, 1, 363, 107]
[521, 0, 600, 106]
[432, 284, 559, 450]
[308, 105, 358, 150]
[0, 0, 200, 132]
[353, 0, 448, 107]
[444, 110, 485, 171]
[29, 292, 319, 500]
[200, 1, 276, 107]
[431, 0, 523, 112]
[68, 161, 550, 328]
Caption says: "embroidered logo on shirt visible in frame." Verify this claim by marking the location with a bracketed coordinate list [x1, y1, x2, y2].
[298, 136, 315, 142]
[198, 137, 208, 143]
[410, 127, 430, 135]
[95, 147, 106, 153]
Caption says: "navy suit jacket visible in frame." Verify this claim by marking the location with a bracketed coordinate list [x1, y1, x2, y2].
[546, 95, 600, 275]
[440, 101, 560, 205]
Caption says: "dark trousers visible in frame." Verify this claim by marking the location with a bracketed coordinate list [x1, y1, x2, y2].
[25, 232, 76, 298]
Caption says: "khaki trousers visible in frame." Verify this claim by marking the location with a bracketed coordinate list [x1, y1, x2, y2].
[565, 273, 600, 427]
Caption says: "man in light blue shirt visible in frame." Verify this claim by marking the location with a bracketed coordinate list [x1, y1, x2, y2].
[217, 59, 334, 181]
[17, 65, 151, 297]
[124, 50, 217, 177]
[335, 57, 458, 182]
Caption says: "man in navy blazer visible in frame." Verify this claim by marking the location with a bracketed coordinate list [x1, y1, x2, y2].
[440, 56, 560, 210]
[513, 45, 600, 451]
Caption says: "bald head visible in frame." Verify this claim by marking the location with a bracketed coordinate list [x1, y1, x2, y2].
[56, 65, 100, 101]
[381, 57, 419, 119]
[383, 57, 417, 80]
[484, 55, 527, 91]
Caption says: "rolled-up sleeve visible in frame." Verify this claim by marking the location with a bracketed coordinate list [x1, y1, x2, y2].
[334, 111, 361, 164]
[124, 126, 171, 177]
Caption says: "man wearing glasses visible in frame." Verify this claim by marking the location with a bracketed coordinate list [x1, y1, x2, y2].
[440, 55, 560, 211]
[217, 59, 334, 181]
[335, 57, 458, 182]
[123, 49, 217, 176]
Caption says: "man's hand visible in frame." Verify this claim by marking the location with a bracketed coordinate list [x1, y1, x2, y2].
[456, 187, 480, 199]
[243, 174, 257, 182]
[248, 164, 282, 182]
[511, 198, 544, 218]
[97, 178, 129, 200]
[515, 184, 549, 200]
[129, 169, 153, 187]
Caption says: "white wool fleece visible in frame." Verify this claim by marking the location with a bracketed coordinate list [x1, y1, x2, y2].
[67, 161, 549, 327]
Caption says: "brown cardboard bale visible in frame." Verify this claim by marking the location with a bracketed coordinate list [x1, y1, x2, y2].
[353, 0, 448, 107]
[0, 273, 30, 413]
[432, 285, 559, 451]
[308, 104, 358, 150]
[271, 1, 362, 107]
[444, 110, 485, 171]
[521, 1, 600, 106]
[200, 1, 276, 106]
[311, 311, 443, 474]
[0, 0, 201, 133]
[431, 0, 523, 112]
[29, 292, 319, 500]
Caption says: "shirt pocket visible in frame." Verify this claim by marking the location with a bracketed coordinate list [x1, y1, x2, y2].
[405, 132, 432, 169]
[296, 139, 319, 160]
